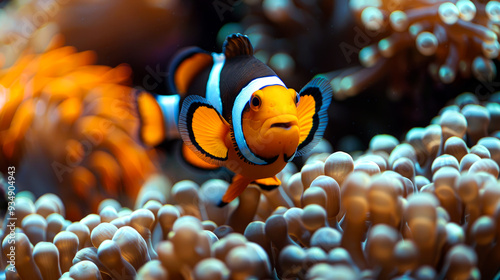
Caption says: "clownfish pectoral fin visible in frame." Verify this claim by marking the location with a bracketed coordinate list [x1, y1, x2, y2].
[178, 95, 230, 167]
[181, 143, 220, 170]
[252, 176, 281, 191]
[223, 33, 254, 59]
[295, 77, 333, 156]
[136, 90, 166, 147]
[218, 174, 252, 207]
[168, 47, 213, 95]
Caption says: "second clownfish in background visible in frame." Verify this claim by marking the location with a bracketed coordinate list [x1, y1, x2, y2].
[138, 33, 332, 206]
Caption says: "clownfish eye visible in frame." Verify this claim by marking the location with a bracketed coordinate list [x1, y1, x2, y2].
[250, 94, 261, 110]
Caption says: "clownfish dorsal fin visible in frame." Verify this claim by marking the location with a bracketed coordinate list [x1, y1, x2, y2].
[295, 77, 333, 156]
[178, 95, 230, 167]
[223, 33, 254, 59]
[168, 47, 213, 95]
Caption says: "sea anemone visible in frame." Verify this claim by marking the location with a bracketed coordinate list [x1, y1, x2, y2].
[0, 46, 159, 219]
[2, 92, 500, 279]
[0, 0, 208, 98]
[326, 0, 500, 99]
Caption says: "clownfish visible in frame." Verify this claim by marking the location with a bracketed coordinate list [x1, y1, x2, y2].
[139, 33, 332, 205]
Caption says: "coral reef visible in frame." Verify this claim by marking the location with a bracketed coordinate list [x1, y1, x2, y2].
[2, 92, 500, 279]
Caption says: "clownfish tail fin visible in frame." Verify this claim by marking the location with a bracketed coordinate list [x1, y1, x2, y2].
[136, 90, 182, 146]
[295, 77, 333, 157]
[136, 90, 166, 147]
[223, 33, 254, 58]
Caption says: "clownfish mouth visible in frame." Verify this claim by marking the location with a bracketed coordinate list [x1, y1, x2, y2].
[270, 122, 293, 129]
[255, 114, 300, 158]
[263, 115, 299, 134]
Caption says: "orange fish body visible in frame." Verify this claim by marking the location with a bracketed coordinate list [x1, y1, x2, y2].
[140, 34, 332, 205]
